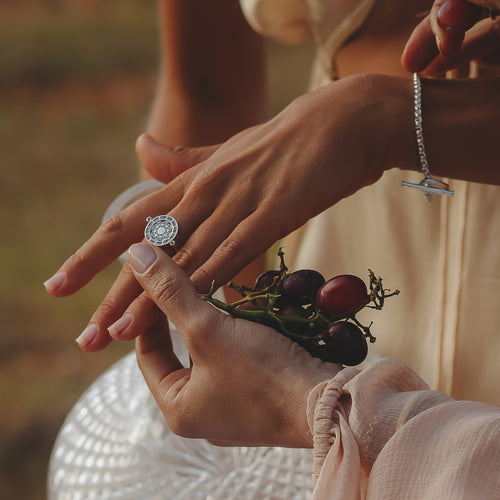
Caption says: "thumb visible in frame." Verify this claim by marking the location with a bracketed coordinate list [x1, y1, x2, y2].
[127, 243, 219, 348]
[135, 133, 220, 183]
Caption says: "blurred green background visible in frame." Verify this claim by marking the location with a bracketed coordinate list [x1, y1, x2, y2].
[0, 1, 313, 498]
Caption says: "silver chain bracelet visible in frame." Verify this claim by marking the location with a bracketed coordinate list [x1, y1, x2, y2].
[402, 73, 454, 201]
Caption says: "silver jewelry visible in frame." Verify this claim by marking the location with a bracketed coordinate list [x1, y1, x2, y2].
[402, 73, 454, 201]
[144, 215, 178, 247]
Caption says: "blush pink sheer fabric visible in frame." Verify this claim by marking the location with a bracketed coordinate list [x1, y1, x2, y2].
[307, 358, 500, 499]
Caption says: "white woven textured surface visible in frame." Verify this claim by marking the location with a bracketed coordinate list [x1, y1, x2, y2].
[48, 338, 313, 499]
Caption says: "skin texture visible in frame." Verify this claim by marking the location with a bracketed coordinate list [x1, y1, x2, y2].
[46, 73, 500, 352]
[129, 242, 341, 448]
[146, 0, 268, 147]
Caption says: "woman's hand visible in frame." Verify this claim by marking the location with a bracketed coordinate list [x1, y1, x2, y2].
[128, 243, 340, 447]
[45, 74, 392, 351]
[402, 0, 500, 74]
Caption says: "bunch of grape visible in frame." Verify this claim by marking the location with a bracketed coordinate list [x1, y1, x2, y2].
[202, 250, 399, 366]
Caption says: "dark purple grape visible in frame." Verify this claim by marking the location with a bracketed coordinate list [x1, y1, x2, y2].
[254, 270, 280, 290]
[275, 302, 303, 316]
[324, 321, 367, 366]
[316, 275, 368, 317]
[272, 294, 296, 313]
[282, 269, 325, 302]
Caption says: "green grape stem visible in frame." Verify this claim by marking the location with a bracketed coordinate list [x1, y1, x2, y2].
[366, 269, 400, 310]
[201, 252, 398, 349]
[201, 293, 327, 341]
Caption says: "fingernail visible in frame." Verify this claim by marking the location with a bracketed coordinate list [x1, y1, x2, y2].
[43, 271, 66, 291]
[76, 324, 98, 346]
[108, 313, 133, 338]
[128, 243, 157, 273]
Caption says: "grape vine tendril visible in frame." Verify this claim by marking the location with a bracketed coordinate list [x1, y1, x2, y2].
[201, 249, 399, 364]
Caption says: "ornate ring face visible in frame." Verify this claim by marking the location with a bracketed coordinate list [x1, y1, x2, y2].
[144, 215, 178, 247]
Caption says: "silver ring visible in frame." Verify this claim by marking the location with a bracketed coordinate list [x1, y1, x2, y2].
[144, 215, 178, 247]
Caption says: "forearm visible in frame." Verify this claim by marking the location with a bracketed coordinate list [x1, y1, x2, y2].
[384, 75, 500, 185]
[145, 1, 269, 295]
[147, 0, 268, 146]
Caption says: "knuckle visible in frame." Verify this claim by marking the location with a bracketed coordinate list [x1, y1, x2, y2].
[163, 399, 199, 438]
[152, 273, 183, 308]
[63, 250, 85, 270]
[98, 213, 124, 237]
[173, 246, 196, 272]
[191, 266, 214, 294]
[95, 297, 119, 321]
[166, 411, 196, 438]
[134, 291, 155, 310]
[217, 236, 243, 264]
[185, 163, 225, 196]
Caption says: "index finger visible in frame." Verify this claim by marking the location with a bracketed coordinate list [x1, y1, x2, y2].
[431, 0, 484, 56]
[44, 181, 184, 297]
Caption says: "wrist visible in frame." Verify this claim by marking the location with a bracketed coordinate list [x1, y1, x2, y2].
[326, 73, 414, 187]
[368, 74, 416, 175]
[278, 357, 342, 448]
[385, 75, 500, 186]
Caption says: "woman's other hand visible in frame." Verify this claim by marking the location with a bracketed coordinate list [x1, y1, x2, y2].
[128, 243, 340, 447]
[402, 0, 500, 74]
[45, 74, 392, 351]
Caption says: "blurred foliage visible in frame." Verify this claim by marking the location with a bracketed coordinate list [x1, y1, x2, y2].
[0, 1, 159, 86]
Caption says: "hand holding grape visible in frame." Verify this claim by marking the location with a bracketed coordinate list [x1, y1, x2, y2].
[127, 243, 340, 448]
[203, 250, 399, 367]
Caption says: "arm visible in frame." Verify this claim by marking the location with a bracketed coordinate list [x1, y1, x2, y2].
[146, 0, 268, 147]
[144, 0, 269, 303]
[45, 73, 500, 350]
[385, 74, 500, 185]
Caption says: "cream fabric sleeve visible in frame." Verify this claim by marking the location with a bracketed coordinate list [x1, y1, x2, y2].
[239, 0, 312, 45]
[239, 0, 375, 82]
[307, 358, 500, 499]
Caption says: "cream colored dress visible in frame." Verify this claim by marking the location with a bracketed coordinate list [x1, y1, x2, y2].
[241, 0, 500, 406]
